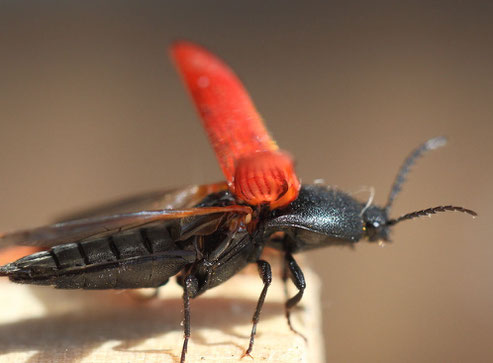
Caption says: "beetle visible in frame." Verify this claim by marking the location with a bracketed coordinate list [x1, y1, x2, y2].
[0, 41, 476, 363]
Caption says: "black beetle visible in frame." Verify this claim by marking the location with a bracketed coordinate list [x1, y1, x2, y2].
[0, 41, 476, 362]
[0, 136, 476, 362]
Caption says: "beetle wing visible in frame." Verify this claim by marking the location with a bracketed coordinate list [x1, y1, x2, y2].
[0, 205, 251, 249]
[56, 182, 228, 222]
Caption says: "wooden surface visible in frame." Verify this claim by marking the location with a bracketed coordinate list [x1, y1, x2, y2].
[0, 267, 323, 363]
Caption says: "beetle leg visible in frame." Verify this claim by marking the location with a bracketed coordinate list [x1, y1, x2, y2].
[208, 229, 236, 262]
[243, 260, 272, 358]
[282, 253, 307, 341]
[181, 274, 199, 363]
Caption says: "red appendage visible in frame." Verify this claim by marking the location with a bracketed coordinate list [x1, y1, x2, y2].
[170, 41, 300, 208]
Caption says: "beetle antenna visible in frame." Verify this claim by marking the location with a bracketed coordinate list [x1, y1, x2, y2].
[386, 205, 477, 226]
[385, 136, 447, 214]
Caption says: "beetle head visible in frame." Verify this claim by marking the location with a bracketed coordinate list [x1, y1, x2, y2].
[361, 205, 390, 242]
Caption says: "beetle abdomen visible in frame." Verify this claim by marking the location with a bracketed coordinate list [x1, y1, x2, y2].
[0, 225, 196, 289]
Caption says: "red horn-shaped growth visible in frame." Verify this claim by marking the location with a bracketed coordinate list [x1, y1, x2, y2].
[170, 41, 300, 209]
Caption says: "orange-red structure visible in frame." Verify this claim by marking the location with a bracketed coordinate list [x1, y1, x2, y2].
[171, 41, 300, 208]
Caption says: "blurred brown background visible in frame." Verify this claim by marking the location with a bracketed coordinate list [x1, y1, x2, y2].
[0, 1, 491, 362]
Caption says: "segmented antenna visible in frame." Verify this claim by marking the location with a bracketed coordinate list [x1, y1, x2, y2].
[385, 136, 447, 213]
[387, 205, 477, 226]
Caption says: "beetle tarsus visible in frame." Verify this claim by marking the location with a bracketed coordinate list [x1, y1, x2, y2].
[282, 253, 307, 341]
[245, 260, 272, 356]
[181, 274, 198, 363]
[241, 351, 255, 360]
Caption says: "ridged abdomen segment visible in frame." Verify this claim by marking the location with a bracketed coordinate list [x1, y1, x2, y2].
[3, 225, 196, 289]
